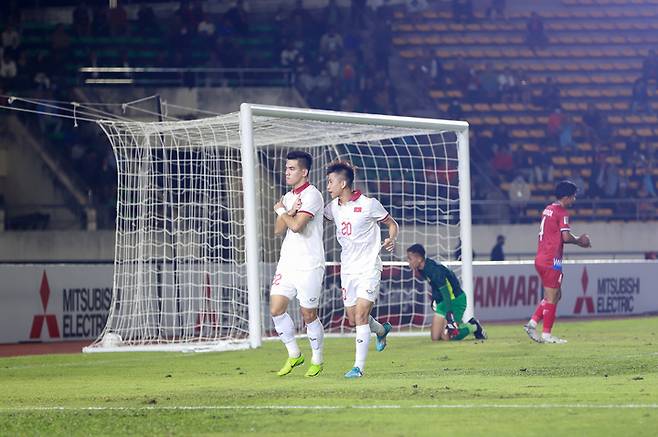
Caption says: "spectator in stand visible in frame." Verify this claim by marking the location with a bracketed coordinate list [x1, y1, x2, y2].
[429, 52, 445, 87]
[636, 185, 655, 221]
[644, 251, 657, 260]
[479, 63, 499, 102]
[289, 0, 316, 36]
[525, 12, 548, 52]
[407, 0, 429, 14]
[446, 99, 463, 119]
[137, 5, 160, 37]
[490, 235, 505, 261]
[536, 77, 560, 110]
[323, 0, 343, 30]
[498, 67, 518, 102]
[486, 0, 506, 20]
[517, 68, 531, 104]
[225, 0, 249, 35]
[546, 107, 574, 150]
[33, 51, 52, 90]
[0, 51, 17, 87]
[533, 148, 554, 184]
[107, 2, 128, 36]
[603, 163, 620, 199]
[508, 173, 531, 223]
[1, 22, 20, 58]
[642, 49, 658, 83]
[280, 39, 300, 68]
[320, 26, 344, 56]
[451, 0, 474, 23]
[452, 56, 471, 92]
[631, 76, 652, 114]
[91, 5, 110, 37]
[582, 103, 609, 143]
[491, 144, 514, 181]
[72, 2, 91, 37]
[492, 124, 510, 148]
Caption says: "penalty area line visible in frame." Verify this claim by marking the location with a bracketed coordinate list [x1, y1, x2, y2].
[1, 404, 657, 412]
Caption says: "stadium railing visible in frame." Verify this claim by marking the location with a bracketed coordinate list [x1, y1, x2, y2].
[78, 67, 293, 87]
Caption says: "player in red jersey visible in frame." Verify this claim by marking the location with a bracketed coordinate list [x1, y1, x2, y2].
[523, 181, 591, 344]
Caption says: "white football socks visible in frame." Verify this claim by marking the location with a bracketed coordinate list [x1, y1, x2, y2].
[272, 313, 300, 358]
[306, 318, 325, 365]
[354, 324, 371, 371]
[368, 315, 385, 336]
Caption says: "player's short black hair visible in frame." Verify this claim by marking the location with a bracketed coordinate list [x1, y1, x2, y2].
[555, 180, 578, 199]
[286, 150, 312, 171]
[406, 243, 426, 258]
[326, 160, 355, 187]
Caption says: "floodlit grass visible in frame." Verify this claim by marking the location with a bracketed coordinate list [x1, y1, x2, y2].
[1, 317, 657, 436]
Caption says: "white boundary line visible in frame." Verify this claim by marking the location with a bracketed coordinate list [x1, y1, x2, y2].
[1, 404, 657, 412]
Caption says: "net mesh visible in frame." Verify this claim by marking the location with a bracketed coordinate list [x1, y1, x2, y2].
[86, 111, 465, 351]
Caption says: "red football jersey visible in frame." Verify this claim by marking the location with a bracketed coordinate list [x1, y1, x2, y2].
[535, 202, 571, 268]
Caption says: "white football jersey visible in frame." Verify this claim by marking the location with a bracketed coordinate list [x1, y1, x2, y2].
[278, 182, 325, 271]
[324, 191, 390, 275]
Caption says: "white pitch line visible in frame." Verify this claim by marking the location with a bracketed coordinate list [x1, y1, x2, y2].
[0, 404, 657, 413]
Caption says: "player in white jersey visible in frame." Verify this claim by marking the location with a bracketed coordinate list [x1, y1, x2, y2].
[271, 151, 326, 377]
[324, 161, 399, 378]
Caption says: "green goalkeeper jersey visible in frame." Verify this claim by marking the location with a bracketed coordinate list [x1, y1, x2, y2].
[419, 258, 464, 312]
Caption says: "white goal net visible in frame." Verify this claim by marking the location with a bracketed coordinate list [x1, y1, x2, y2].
[84, 104, 471, 352]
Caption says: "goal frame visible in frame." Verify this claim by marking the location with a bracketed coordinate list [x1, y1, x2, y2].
[239, 103, 472, 349]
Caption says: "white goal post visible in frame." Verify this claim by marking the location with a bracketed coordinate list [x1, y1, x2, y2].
[84, 103, 471, 353]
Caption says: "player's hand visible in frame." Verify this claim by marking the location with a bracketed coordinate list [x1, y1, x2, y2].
[382, 237, 396, 252]
[445, 311, 457, 328]
[445, 311, 460, 337]
[288, 196, 302, 216]
[578, 234, 592, 248]
[273, 197, 285, 212]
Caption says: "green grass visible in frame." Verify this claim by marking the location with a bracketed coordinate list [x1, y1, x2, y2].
[1, 318, 657, 436]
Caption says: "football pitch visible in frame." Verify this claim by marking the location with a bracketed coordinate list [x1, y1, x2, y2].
[1, 317, 656, 436]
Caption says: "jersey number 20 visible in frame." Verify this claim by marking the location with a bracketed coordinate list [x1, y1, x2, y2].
[340, 221, 352, 236]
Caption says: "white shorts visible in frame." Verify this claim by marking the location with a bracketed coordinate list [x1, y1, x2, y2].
[340, 270, 381, 307]
[270, 265, 324, 309]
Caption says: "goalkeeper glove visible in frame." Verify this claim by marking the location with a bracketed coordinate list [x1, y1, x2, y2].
[445, 311, 460, 337]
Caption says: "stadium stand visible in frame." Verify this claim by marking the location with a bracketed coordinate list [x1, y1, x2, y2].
[0, 0, 656, 228]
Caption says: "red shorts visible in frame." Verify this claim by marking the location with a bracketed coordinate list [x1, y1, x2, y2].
[535, 263, 563, 289]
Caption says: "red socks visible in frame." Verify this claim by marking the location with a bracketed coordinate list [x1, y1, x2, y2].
[542, 302, 557, 333]
[531, 299, 546, 323]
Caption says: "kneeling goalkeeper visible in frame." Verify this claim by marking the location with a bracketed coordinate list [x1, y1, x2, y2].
[406, 244, 486, 341]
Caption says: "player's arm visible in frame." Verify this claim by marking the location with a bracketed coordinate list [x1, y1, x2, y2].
[561, 231, 591, 248]
[380, 215, 399, 252]
[274, 197, 309, 235]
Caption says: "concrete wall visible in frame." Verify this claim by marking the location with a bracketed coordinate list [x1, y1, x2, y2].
[1, 221, 656, 262]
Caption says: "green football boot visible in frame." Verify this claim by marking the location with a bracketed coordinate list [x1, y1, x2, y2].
[304, 363, 323, 378]
[277, 354, 305, 376]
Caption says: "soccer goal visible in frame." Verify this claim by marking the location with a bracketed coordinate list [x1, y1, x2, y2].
[84, 104, 471, 353]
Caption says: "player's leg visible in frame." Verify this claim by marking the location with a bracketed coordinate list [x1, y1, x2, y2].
[270, 271, 304, 376]
[524, 264, 549, 342]
[364, 271, 391, 351]
[298, 266, 325, 377]
[446, 294, 477, 341]
[430, 313, 449, 341]
[541, 274, 567, 343]
[346, 297, 374, 378]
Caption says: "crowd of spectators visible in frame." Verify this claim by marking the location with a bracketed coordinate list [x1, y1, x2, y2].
[0, 0, 656, 228]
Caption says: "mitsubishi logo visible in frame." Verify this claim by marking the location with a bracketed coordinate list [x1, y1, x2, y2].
[573, 267, 595, 314]
[29, 271, 61, 339]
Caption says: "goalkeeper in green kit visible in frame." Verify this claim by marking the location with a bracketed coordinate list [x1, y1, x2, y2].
[406, 244, 487, 341]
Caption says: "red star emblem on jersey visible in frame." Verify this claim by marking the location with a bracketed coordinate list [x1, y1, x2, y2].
[353, 207, 362, 212]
